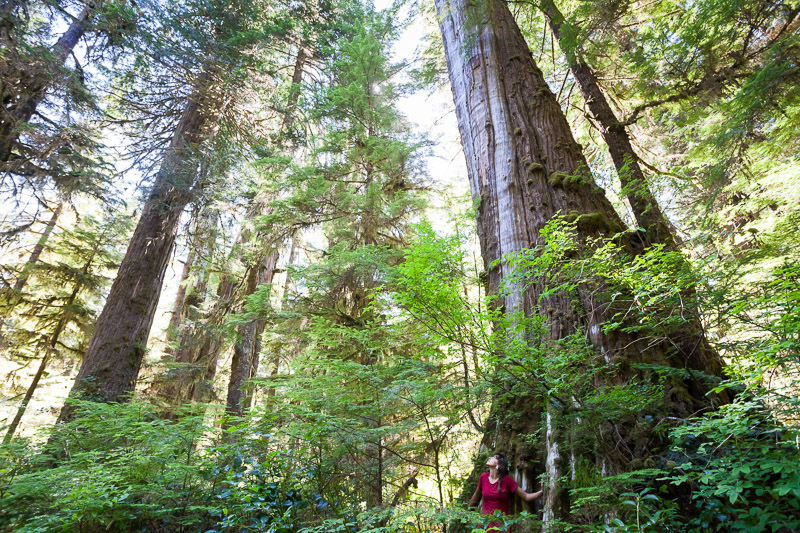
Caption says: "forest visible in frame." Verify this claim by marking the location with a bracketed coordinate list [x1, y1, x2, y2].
[0, 0, 798, 531]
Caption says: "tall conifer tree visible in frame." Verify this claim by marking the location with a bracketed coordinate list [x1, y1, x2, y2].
[435, 0, 727, 522]
[57, 0, 296, 420]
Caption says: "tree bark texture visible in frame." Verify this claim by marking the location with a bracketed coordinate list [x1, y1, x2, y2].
[57, 73, 221, 422]
[540, 0, 675, 247]
[435, 0, 726, 524]
[224, 249, 279, 420]
[0, 4, 96, 163]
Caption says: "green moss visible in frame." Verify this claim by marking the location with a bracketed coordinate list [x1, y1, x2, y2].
[572, 211, 626, 235]
[565, 210, 581, 223]
[607, 219, 623, 234]
[514, 127, 522, 136]
[565, 174, 586, 188]
[527, 162, 544, 173]
[576, 212, 605, 232]
[536, 85, 551, 97]
[548, 171, 569, 187]
[526, 178, 534, 186]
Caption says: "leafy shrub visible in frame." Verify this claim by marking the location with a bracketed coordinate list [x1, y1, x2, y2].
[0, 401, 319, 533]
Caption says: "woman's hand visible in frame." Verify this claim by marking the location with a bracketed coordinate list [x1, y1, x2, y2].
[515, 486, 543, 503]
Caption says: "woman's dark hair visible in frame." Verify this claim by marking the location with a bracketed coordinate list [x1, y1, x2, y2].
[494, 454, 509, 491]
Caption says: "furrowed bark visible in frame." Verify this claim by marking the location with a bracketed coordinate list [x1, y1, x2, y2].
[540, 0, 675, 246]
[57, 72, 220, 422]
[435, 0, 726, 525]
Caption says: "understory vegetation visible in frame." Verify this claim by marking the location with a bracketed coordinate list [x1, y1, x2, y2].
[1, 0, 798, 531]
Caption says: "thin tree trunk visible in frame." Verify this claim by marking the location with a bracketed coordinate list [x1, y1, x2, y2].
[0, 4, 97, 162]
[224, 249, 278, 421]
[181, 48, 308, 414]
[242, 327, 262, 409]
[264, 235, 298, 402]
[4, 236, 97, 442]
[540, 0, 675, 246]
[12, 201, 63, 293]
[435, 0, 726, 524]
[57, 73, 221, 423]
[166, 249, 196, 348]
[154, 269, 233, 411]
[3, 306, 69, 443]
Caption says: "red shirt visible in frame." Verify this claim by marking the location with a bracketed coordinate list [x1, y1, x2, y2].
[478, 471, 518, 516]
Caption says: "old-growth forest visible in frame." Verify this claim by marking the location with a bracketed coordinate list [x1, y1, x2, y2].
[0, 0, 798, 531]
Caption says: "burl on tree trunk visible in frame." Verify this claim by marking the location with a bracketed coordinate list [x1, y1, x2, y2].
[435, 0, 726, 524]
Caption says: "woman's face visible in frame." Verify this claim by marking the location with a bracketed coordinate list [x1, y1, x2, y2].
[486, 455, 499, 468]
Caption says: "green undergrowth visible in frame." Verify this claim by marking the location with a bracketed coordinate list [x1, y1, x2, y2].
[0, 401, 321, 533]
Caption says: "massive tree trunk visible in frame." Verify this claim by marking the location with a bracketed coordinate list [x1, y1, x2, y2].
[57, 73, 221, 422]
[540, 0, 675, 247]
[435, 0, 726, 525]
[0, 3, 97, 163]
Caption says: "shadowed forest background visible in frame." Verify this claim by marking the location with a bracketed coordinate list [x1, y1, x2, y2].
[0, 0, 799, 531]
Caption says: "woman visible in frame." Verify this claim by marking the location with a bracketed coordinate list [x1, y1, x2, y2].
[468, 454, 543, 532]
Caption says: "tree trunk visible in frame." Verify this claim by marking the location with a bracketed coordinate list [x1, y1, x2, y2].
[0, 5, 96, 163]
[12, 201, 63, 292]
[57, 73, 220, 423]
[3, 295, 71, 443]
[4, 237, 96, 442]
[540, 0, 675, 247]
[153, 270, 233, 412]
[224, 249, 278, 421]
[155, 49, 308, 414]
[435, 0, 726, 525]
[166, 248, 196, 348]
[263, 235, 298, 402]
[2, 201, 63, 325]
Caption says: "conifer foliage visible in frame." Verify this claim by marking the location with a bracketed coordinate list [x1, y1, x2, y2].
[0, 0, 798, 531]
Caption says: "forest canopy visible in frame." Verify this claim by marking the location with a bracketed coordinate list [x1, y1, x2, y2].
[0, 0, 798, 531]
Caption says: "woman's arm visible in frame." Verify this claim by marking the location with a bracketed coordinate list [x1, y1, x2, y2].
[515, 486, 543, 503]
[468, 484, 481, 508]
